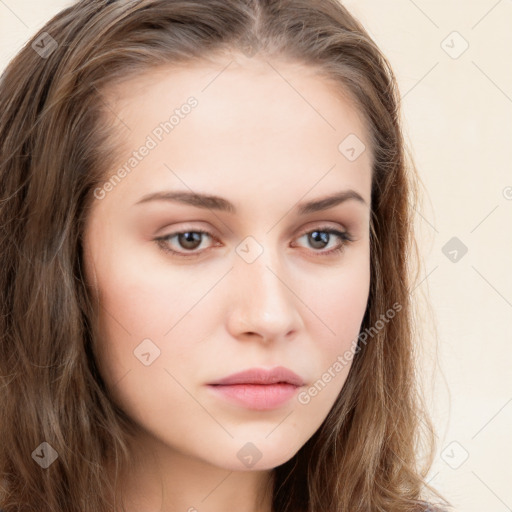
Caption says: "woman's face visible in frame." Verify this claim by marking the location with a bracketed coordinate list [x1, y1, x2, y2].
[82, 56, 372, 472]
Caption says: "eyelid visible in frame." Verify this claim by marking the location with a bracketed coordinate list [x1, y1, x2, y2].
[295, 221, 349, 238]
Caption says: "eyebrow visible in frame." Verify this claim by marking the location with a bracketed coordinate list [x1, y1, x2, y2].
[135, 189, 367, 215]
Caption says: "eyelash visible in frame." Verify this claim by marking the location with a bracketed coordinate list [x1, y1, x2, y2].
[154, 225, 354, 260]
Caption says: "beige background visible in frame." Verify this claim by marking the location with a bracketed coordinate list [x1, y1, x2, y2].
[1, 1, 511, 511]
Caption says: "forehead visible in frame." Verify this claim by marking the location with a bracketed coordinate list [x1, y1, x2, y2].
[99, 57, 373, 208]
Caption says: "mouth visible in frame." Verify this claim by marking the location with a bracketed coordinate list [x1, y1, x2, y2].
[206, 366, 305, 410]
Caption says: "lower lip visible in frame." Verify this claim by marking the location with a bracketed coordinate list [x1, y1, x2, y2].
[206, 383, 300, 410]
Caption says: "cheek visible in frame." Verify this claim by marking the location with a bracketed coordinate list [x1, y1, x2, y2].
[304, 256, 370, 351]
[83, 224, 199, 381]
[290, 253, 370, 409]
[93, 262, 206, 374]
[88, 217, 208, 335]
[90, 261, 219, 423]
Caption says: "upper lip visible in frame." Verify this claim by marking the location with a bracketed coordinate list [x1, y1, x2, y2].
[208, 366, 305, 386]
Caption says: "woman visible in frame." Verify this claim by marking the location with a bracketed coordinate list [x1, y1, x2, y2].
[0, 0, 451, 511]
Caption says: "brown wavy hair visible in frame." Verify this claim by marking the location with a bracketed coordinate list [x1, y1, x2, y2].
[0, 1, 451, 511]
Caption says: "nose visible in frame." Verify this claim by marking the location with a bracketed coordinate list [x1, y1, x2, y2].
[225, 247, 303, 343]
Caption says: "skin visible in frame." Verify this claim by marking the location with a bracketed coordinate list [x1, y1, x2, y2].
[82, 53, 372, 512]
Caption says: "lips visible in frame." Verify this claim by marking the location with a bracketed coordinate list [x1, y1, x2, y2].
[208, 366, 305, 387]
[206, 366, 305, 411]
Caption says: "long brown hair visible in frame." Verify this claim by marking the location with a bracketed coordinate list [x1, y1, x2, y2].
[0, 1, 451, 511]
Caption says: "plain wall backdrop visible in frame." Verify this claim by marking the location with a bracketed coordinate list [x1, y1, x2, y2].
[1, 1, 511, 511]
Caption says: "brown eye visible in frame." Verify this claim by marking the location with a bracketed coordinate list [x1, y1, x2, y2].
[176, 231, 203, 250]
[155, 229, 215, 258]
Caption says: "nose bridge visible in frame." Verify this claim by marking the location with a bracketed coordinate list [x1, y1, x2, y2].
[228, 235, 301, 338]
